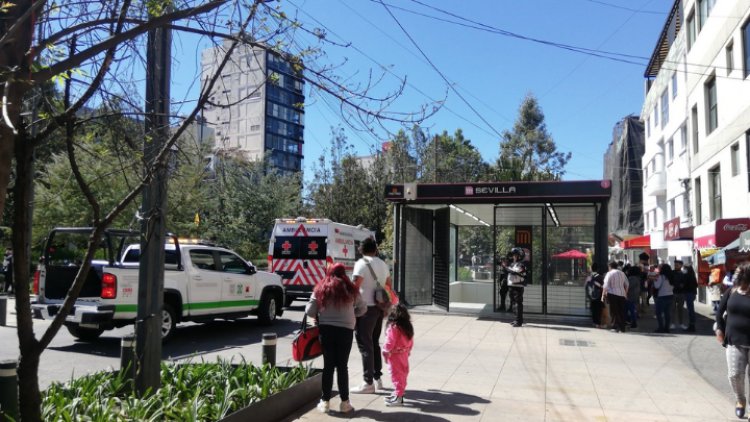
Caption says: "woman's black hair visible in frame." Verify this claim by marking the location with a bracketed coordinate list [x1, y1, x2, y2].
[736, 262, 750, 290]
[658, 263, 674, 285]
[387, 303, 414, 340]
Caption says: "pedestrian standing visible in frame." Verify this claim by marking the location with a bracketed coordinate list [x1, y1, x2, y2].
[352, 237, 391, 394]
[625, 265, 641, 329]
[382, 303, 414, 407]
[2, 247, 12, 294]
[654, 263, 675, 333]
[306, 263, 367, 414]
[714, 262, 750, 419]
[504, 247, 527, 327]
[602, 262, 628, 333]
[671, 260, 687, 330]
[683, 264, 698, 332]
[709, 266, 724, 315]
[585, 263, 604, 328]
[497, 255, 510, 312]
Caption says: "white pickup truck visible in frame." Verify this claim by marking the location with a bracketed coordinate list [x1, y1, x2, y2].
[31, 228, 285, 341]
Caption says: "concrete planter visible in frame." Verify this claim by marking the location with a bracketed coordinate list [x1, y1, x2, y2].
[219, 368, 322, 422]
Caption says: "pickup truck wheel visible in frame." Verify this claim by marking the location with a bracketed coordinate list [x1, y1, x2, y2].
[258, 293, 277, 325]
[66, 324, 104, 341]
[161, 304, 177, 341]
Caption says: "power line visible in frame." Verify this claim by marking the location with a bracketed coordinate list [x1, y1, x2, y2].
[377, 0, 504, 139]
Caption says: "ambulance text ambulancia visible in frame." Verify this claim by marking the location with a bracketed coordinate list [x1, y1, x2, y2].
[269, 218, 375, 306]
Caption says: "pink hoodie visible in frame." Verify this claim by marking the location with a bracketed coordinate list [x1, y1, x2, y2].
[382, 324, 414, 396]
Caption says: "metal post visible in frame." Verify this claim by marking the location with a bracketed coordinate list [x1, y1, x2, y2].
[136, 17, 171, 396]
[120, 334, 136, 386]
[262, 333, 277, 367]
[0, 360, 18, 422]
[0, 295, 6, 326]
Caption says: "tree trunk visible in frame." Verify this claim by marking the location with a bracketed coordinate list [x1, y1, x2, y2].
[14, 130, 43, 422]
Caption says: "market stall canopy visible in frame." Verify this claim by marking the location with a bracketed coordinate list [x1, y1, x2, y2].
[552, 249, 588, 259]
[622, 234, 650, 249]
[740, 230, 750, 253]
[693, 218, 750, 250]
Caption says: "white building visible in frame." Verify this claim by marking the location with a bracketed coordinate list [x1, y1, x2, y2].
[201, 40, 304, 173]
[641, 0, 750, 268]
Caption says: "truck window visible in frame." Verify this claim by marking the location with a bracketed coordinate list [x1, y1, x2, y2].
[121, 248, 178, 265]
[189, 250, 217, 271]
[218, 251, 249, 274]
[300, 237, 327, 259]
[273, 237, 300, 259]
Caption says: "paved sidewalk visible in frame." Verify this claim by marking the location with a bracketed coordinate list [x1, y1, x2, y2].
[290, 305, 736, 422]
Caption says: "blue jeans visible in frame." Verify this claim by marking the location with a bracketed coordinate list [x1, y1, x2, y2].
[656, 296, 674, 331]
[626, 300, 638, 326]
[684, 293, 696, 327]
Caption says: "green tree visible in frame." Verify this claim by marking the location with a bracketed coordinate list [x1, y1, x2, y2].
[495, 93, 571, 181]
[421, 128, 489, 183]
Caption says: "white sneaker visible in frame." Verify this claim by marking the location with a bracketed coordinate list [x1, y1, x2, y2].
[316, 400, 329, 413]
[339, 400, 355, 413]
[375, 378, 384, 390]
[351, 382, 375, 394]
[680, 324, 688, 330]
[669, 324, 676, 329]
[385, 396, 404, 407]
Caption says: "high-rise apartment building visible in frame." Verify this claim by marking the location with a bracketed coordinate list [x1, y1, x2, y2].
[641, 0, 750, 272]
[201, 41, 305, 173]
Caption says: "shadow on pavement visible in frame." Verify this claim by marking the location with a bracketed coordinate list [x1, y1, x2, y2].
[47, 317, 300, 359]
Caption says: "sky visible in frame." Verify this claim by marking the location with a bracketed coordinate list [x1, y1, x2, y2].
[169, 0, 671, 182]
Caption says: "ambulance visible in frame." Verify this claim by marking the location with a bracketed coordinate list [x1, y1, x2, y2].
[269, 217, 375, 306]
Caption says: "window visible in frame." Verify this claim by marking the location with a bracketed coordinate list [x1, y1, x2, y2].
[727, 41, 735, 74]
[695, 177, 702, 224]
[687, 11, 696, 50]
[190, 250, 217, 271]
[661, 90, 669, 128]
[219, 251, 250, 274]
[709, 165, 722, 220]
[732, 143, 740, 176]
[646, 117, 650, 138]
[250, 124, 260, 131]
[680, 124, 687, 152]
[644, 164, 649, 181]
[691, 105, 699, 153]
[672, 73, 678, 99]
[667, 138, 674, 163]
[705, 75, 718, 135]
[668, 198, 676, 219]
[744, 20, 750, 78]
[653, 105, 659, 129]
[698, 0, 715, 31]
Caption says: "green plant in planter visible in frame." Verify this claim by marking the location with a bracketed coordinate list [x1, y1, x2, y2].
[41, 360, 314, 421]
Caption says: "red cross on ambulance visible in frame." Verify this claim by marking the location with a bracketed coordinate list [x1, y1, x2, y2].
[281, 241, 292, 254]
[308, 241, 319, 255]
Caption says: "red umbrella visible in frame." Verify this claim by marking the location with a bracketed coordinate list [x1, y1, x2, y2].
[552, 249, 588, 259]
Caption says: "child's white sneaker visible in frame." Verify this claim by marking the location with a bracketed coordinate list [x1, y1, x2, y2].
[375, 378, 384, 390]
[339, 400, 355, 413]
[316, 400, 329, 413]
[385, 395, 404, 407]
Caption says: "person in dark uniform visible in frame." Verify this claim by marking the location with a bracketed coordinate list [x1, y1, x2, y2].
[2, 247, 12, 294]
[497, 254, 510, 312]
[504, 248, 527, 327]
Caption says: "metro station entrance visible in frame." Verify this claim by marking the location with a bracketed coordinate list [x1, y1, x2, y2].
[386, 181, 610, 316]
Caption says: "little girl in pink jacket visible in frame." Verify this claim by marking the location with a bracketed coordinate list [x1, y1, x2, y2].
[382, 303, 414, 406]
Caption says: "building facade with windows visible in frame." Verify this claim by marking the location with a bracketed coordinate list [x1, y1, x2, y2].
[641, 0, 750, 267]
[201, 41, 305, 173]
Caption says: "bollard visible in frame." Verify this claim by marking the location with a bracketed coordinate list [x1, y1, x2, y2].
[0, 360, 18, 422]
[262, 333, 277, 367]
[120, 334, 136, 391]
[0, 296, 6, 327]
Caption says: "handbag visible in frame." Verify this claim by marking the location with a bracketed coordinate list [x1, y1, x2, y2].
[366, 260, 393, 313]
[292, 314, 322, 361]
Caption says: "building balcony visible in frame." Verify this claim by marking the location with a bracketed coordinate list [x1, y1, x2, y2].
[644, 169, 666, 196]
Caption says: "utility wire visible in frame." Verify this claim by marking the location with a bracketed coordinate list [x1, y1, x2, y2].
[377, 0, 504, 139]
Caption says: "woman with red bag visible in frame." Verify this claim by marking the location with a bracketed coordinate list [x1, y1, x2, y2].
[306, 263, 367, 414]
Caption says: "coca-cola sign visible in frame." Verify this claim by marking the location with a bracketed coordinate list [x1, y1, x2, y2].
[723, 223, 748, 232]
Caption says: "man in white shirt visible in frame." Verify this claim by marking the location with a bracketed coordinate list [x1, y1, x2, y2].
[602, 261, 629, 333]
[351, 237, 392, 394]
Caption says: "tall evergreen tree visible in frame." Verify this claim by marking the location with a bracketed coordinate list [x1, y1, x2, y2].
[495, 94, 571, 181]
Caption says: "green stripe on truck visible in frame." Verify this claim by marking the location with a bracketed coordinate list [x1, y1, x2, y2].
[115, 300, 260, 314]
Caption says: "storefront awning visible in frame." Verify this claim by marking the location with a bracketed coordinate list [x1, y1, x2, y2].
[693, 218, 750, 250]
[622, 234, 650, 249]
[741, 230, 750, 253]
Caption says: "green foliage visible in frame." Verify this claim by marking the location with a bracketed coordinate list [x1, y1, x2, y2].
[41, 361, 315, 421]
[421, 128, 490, 183]
[495, 93, 571, 181]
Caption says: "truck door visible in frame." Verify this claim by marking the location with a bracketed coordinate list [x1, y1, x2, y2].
[218, 250, 256, 309]
[186, 249, 223, 316]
